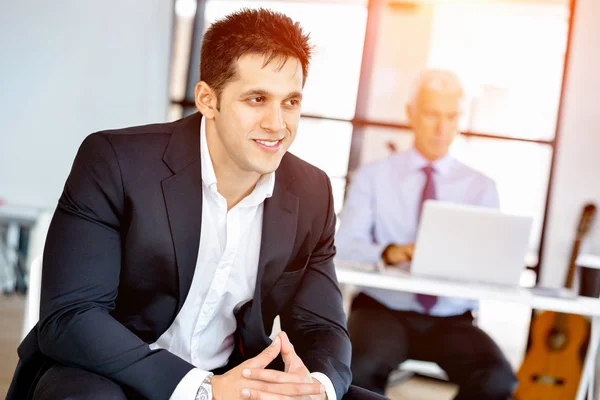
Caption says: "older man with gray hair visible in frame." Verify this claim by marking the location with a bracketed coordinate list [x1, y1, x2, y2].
[335, 69, 516, 399]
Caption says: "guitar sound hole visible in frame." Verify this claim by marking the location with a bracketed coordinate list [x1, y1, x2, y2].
[547, 329, 568, 351]
[532, 375, 565, 386]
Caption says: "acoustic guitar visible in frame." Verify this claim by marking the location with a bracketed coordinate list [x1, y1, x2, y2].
[515, 203, 597, 400]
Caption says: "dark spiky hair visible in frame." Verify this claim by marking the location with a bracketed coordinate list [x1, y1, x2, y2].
[200, 8, 312, 102]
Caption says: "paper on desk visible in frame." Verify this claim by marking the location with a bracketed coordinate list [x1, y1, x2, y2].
[334, 259, 378, 272]
[335, 259, 412, 276]
[529, 286, 578, 299]
[380, 261, 411, 276]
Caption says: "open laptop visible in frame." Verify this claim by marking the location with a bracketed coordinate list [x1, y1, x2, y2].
[410, 200, 533, 286]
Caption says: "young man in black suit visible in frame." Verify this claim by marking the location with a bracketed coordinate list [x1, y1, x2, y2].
[8, 8, 386, 400]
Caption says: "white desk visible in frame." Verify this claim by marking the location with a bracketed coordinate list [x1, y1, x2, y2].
[577, 253, 600, 269]
[0, 204, 40, 227]
[335, 263, 600, 400]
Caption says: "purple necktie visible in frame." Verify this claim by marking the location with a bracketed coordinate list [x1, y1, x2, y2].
[416, 165, 438, 312]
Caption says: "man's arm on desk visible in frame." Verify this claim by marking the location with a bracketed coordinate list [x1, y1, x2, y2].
[336, 166, 415, 268]
[336, 167, 387, 264]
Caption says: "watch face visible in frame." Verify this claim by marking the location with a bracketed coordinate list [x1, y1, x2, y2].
[196, 387, 210, 400]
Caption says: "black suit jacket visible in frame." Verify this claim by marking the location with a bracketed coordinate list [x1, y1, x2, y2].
[8, 113, 352, 399]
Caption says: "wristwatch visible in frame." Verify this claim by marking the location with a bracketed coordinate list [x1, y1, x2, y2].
[195, 372, 214, 400]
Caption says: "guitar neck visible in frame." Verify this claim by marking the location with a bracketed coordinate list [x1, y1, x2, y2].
[565, 239, 581, 289]
[555, 238, 581, 336]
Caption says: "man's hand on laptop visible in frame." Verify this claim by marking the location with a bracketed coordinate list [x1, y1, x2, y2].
[212, 334, 325, 399]
[382, 243, 415, 266]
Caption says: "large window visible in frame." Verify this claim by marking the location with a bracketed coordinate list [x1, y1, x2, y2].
[354, 0, 570, 260]
[168, 0, 572, 276]
[364, 1, 568, 141]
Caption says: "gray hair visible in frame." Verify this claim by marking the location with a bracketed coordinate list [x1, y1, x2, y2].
[407, 69, 464, 111]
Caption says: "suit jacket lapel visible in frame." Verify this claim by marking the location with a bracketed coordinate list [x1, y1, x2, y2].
[256, 162, 299, 300]
[161, 113, 203, 311]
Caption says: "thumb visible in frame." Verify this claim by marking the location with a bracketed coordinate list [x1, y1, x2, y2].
[279, 332, 301, 373]
[245, 335, 281, 369]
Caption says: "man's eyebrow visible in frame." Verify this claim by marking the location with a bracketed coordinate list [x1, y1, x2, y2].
[240, 89, 271, 98]
[239, 89, 303, 100]
[286, 91, 303, 100]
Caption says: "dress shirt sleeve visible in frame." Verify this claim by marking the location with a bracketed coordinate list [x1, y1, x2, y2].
[476, 177, 501, 209]
[335, 166, 387, 264]
[311, 372, 337, 400]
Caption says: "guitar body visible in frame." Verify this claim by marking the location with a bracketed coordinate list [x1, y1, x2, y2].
[516, 203, 596, 399]
[515, 311, 589, 400]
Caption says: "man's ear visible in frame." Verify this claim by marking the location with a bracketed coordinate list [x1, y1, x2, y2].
[195, 81, 218, 119]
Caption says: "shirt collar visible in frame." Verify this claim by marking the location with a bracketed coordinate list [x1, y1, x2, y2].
[405, 146, 454, 176]
[200, 117, 275, 206]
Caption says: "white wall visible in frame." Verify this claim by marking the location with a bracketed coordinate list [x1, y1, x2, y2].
[541, 0, 600, 287]
[0, 0, 173, 209]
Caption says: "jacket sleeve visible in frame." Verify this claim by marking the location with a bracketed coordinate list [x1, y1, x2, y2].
[38, 133, 194, 399]
[279, 171, 352, 399]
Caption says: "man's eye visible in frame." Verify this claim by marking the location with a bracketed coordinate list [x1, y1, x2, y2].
[248, 97, 266, 104]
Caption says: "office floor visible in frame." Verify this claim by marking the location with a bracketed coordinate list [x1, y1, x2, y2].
[1, 295, 22, 398]
[0, 295, 457, 400]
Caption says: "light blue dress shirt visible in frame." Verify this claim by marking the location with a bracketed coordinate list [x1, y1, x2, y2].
[336, 147, 500, 316]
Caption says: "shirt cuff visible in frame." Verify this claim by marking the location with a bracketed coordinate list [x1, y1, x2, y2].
[310, 372, 337, 400]
[169, 368, 211, 400]
[374, 243, 389, 265]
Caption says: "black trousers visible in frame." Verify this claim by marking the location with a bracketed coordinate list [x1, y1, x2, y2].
[32, 364, 388, 400]
[348, 293, 517, 400]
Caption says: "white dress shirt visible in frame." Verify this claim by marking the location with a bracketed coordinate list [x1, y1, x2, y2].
[150, 118, 335, 399]
[336, 147, 500, 316]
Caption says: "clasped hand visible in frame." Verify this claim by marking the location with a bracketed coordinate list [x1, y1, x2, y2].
[211, 331, 327, 400]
